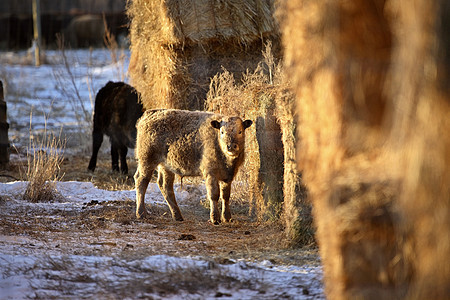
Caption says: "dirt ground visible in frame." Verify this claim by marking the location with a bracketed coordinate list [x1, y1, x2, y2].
[0, 152, 320, 266]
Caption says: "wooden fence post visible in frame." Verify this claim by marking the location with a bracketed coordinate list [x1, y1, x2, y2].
[32, 0, 42, 66]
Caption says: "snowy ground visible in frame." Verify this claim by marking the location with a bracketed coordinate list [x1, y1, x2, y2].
[1, 48, 127, 152]
[0, 181, 323, 299]
[0, 49, 324, 299]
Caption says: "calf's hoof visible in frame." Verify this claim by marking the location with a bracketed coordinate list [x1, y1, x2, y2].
[136, 210, 148, 219]
[209, 218, 221, 226]
[210, 211, 221, 225]
[221, 217, 233, 223]
[170, 211, 184, 221]
[174, 215, 184, 222]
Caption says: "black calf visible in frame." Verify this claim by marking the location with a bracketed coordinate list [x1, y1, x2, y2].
[88, 81, 143, 174]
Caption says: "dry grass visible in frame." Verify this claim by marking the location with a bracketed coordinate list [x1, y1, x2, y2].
[23, 130, 65, 202]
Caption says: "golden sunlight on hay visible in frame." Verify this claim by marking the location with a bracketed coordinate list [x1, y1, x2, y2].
[127, 0, 278, 110]
[279, 0, 450, 298]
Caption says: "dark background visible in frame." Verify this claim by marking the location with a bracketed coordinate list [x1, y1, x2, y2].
[0, 0, 128, 49]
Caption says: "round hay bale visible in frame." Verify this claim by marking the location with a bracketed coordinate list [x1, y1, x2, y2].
[127, 0, 279, 110]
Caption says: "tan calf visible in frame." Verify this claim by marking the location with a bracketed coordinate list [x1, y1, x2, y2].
[134, 109, 252, 224]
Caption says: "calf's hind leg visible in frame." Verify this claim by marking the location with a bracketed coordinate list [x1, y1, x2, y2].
[119, 145, 128, 174]
[134, 164, 154, 219]
[157, 166, 183, 221]
[111, 142, 120, 172]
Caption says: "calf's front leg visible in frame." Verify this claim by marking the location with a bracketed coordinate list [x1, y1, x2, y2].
[220, 181, 232, 222]
[206, 175, 220, 225]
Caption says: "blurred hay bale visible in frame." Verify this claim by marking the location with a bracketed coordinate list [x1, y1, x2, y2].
[387, 1, 450, 298]
[279, 0, 450, 299]
[127, 0, 278, 110]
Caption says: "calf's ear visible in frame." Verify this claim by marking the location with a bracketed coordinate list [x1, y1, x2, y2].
[243, 120, 253, 129]
[211, 120, 221, 129]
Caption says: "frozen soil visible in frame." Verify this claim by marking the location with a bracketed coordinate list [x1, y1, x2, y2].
[0, 154, 323, 299]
